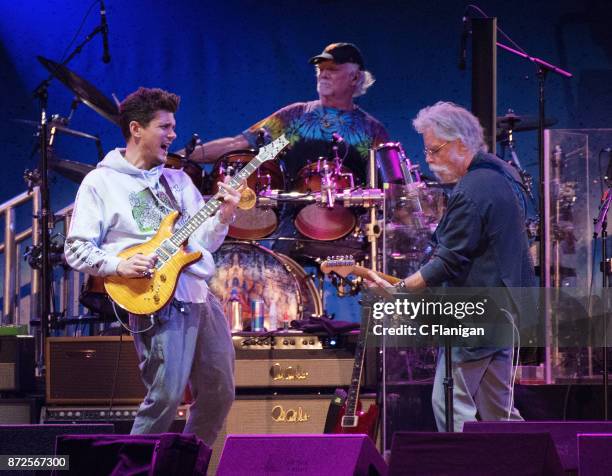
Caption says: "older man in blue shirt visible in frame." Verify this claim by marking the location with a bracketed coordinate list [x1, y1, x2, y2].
[374, 101, 534, 431]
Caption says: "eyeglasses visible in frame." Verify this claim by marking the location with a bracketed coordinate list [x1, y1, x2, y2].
[423, 141, 449, 157]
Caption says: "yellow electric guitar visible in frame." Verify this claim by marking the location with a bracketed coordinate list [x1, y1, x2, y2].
[320, 256, 401, 286]
[104, 135, 289, 315]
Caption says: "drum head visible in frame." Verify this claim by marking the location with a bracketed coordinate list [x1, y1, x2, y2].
[210, 150, 285, 240]
[293, 160, 356, 241]
[294, 205, 357, 241]
[209, 242, 320, 330]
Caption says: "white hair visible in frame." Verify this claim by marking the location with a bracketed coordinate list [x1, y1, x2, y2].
[412, 101, 487, 154]
[315, 63, 376, 97]
[352, 67, 375, 97]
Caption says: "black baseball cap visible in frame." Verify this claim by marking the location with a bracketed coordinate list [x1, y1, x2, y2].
[309, 43, 365, 70]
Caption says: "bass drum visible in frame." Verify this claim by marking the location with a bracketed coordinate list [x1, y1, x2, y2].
[209, 242, 321, 331]
[209, 150, 285, 240]
[165, 152, 204, 192]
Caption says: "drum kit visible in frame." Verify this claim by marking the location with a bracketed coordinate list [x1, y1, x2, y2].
[24, 55, 539, 332]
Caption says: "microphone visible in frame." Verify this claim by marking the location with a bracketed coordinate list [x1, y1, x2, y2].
[184, 133, 201, 159]
[603, 147, 612, 187]
[458, 14, 469, 70]
[100, 0, 111, 64]
[331, 132, 344, 143]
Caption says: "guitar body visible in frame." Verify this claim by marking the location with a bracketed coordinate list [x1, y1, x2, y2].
[332, 400, 379, 440]
[101, 135, 289, 315]
[104, 211, 202, 315]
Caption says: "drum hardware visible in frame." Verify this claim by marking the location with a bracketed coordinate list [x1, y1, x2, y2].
[182, 133, 202, 160]
[496, 110, 558, 140]
[497, 109, 538, 202]
[294, 158, 356, 241]
[256, 188, 384, 207]
[37, 56, 120, 125]
[366, 149, 381, 274]
[33, 23, 116, 348]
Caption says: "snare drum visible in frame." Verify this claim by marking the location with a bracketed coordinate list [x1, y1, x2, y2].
[209, 242, 322, 330]
[209, 150, 285, 240]
[293, 159, 356, 241]
[165, 152, 204, 192]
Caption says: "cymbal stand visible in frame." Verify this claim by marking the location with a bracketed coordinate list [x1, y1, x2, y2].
[502, 131, 536, 205]
[30, 16, 108, 369]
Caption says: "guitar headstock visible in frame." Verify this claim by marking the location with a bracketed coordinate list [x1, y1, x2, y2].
[258, 134, 290, 162]
[320, 255, 356, 278]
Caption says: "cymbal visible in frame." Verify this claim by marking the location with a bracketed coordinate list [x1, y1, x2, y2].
[37, 56, 120, 125]
[14, 118, 101, 142]
[496, 113, 558, 137]
[48, 158, 95, 184]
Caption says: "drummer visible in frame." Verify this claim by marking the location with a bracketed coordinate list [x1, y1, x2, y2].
[187, 42, 389, 184]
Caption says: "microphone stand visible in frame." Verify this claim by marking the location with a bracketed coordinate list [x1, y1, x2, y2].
[594, 190, 612, 419]
[495, 42, 572, 385]
[443, 334, 454, 432]
[31, 20, 107, 369]
[495, 42, 572, 282]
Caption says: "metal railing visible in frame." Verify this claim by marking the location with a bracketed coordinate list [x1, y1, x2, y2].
[0, 188, 84, 327]
[0, 187, 41, 325]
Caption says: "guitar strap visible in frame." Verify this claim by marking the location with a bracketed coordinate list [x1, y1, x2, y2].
[158, 173, 181, 213]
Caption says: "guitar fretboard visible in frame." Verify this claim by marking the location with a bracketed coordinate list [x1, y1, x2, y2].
[344, 308, 371, 419]
[164, 134, 288, 247]
[169, 158, 264, 246]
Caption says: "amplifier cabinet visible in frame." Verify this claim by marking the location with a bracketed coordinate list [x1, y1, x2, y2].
[0, 335, 35, 392]
[41, 405, 188, 434]
[209, 394, 377, 474]
[235, 349, 354, 388]
[0, 398, 39, 424]
[46, 336, 145, 404]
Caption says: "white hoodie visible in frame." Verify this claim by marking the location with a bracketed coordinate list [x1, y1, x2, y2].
[65, 148, 228, 303]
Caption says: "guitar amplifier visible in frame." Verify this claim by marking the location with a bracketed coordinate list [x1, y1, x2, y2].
[209, 393, 377, 475]
[232, 333, 377, 389]
[46, 334, 375, 402]
[234, 335, 356, 388]
[0, 335, 35, 393]
[40, 405, 188, 434]
[46, 336, 145, 404]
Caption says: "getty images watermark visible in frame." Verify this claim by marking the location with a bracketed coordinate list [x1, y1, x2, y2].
[360, 286, 612, 348]
[361, 287, 544, 348]
[371, 294, 488, 338]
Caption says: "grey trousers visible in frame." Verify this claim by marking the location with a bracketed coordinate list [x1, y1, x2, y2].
[432, 348, 523, 432]
[129, 293, 235, 446]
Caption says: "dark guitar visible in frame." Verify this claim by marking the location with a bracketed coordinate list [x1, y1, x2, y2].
[321, 257, 385, 440]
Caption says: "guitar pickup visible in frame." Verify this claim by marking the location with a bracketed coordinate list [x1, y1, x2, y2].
[155, 248, 170, 263]
[160, 239, 178, 255]
[341, 416, 358, 428]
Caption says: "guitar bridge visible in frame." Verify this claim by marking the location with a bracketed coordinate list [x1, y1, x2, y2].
[341, 415, 358, 428]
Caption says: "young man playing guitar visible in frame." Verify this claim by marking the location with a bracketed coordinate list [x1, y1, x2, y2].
[65, 87, 241, 445]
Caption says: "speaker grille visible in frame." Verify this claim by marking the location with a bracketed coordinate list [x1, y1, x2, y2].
[46, 337, 145, 404]
[209, 394, 376, 474]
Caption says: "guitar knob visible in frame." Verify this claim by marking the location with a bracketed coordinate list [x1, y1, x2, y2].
[160, 274, 166, 283]
[153, 295, 160, 303]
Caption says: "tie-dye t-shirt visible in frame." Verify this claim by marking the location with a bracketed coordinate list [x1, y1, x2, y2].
[242, 100, 388, 184]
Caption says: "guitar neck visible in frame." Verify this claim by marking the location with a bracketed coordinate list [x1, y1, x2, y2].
[343, 310, 371, 420]
[167, 135, 288, 246]
[169, 159, 262, 246]
[350, 266, 401, 286]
